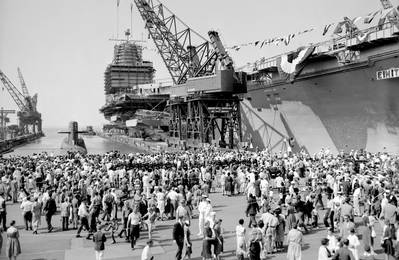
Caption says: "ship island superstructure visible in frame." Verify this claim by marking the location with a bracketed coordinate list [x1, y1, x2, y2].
[100, 31, 169, 138]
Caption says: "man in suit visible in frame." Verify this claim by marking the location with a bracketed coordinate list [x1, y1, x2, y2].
[93, 224, 107, 260]
[332, 239, 355, 260]
[173, 215, 185, 260]
[43, 191, 56, 232]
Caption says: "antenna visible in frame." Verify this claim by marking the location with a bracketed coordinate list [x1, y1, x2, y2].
[116, 0, 120, 39]
[130, 2, 134, 37]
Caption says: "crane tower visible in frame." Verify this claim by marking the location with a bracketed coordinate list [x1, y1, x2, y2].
[134, 0, 247, 149]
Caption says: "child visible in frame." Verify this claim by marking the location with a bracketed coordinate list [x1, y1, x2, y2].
[142, 206, 157, 240]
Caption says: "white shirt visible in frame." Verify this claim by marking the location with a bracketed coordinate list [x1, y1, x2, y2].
[318, 246, 331, 260]
[20, 200, 33, 212]
[78, 203, 89, 217]
[327, 234, 338, 253]
[141, 245, 152, 260]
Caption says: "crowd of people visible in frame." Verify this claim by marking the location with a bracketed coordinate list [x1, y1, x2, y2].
[0, 148, 398, 260]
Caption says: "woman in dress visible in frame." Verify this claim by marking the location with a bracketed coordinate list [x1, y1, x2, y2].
[225, 173, 233, 196]
[286, 224, 303, 260]
[247, 230, 261, 260]
[236, 219, 246, 252]
[6, 220, 21, 260]
[213, 219, 224, 260]
[347, 228, 360, 260]
[156, 188, 167, 221]
[31, 197, 42, 235]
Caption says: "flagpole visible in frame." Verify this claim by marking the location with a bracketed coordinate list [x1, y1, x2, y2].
[131, 4, 133, 37]
[116, 0, 119, 39]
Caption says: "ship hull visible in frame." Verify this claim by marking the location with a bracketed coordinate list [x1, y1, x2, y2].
[242, 42, 399, 154]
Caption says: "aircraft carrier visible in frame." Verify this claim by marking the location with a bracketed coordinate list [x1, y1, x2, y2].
[102, 0, 399, 155]
[241, 19, 399, 154]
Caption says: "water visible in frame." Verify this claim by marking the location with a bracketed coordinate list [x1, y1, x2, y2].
[5, 128, 142, 156]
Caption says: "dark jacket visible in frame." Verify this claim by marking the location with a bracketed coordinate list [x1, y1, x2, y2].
[173, 221, 185, 244]
[246, 197, 259, 216]
[44, 198, 57, 216]
[93, 231, 107, 251]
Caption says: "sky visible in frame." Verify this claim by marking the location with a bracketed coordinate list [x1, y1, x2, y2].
[0, 0, 391, 128]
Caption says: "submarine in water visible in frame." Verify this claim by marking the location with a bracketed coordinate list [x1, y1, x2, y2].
[58, 121, 87, 154]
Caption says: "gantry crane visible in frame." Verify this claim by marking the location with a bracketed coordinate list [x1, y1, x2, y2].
[0, 69, 42, 135]
[134, 0, 247, 149]
[0, 108, 15, 140]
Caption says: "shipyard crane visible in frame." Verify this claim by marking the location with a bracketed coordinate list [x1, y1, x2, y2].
[17, 67, 38, 112]
[0, 108, 15, 140]
[134, 0, 247, 149]
[0, 69, 42, 135]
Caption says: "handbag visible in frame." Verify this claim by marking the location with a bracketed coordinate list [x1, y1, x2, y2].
[371, 227, 376, 238]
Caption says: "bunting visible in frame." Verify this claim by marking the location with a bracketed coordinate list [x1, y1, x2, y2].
[364, 11, 379, 24]
[322, 23, 334, 36]
[225, 6, 393, 52]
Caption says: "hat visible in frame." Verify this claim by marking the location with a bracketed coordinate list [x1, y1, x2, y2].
[321, 238, 329, 245]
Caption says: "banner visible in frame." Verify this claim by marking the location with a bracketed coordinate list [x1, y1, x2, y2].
[277, 47, 315, 82]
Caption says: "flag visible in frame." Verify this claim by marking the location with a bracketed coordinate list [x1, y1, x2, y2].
[232, 45, 241, 51]
[117, 0, 120, 7]
[352, 16, 362, 24]
[284, 34, 295, 46]
[322, 24, 333, 36]
[130, 3, 133, 12]
[364, 11, 379, 24]
[254, 41, 260, 46]
[333, 21, 345, 34]
[260, 40, 266, 48]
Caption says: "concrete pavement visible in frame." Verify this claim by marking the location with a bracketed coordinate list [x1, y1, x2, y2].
[0, 192, 386, 260]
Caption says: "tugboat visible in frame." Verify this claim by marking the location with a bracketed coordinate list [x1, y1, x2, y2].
[58, 121, 87, 154]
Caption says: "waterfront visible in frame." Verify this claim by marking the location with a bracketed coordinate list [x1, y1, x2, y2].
[5, 128, 142, 156]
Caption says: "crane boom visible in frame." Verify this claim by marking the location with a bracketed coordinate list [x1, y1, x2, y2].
[134, 0, 217, 85]
[17, 67, 30, 98]
[0, 70, 27, 111]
